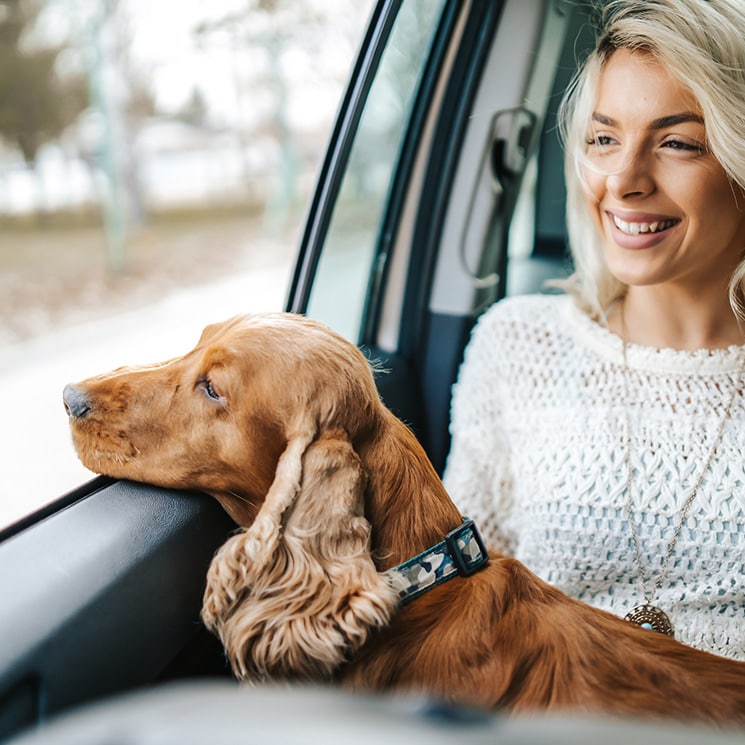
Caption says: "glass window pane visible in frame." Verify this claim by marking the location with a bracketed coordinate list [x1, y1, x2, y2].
[305, 0, 446, 341]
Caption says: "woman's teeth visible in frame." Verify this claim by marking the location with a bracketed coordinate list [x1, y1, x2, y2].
[612, 215, 677, 235]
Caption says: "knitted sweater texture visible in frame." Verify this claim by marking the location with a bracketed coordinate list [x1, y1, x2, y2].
[443, 294, 745, 660]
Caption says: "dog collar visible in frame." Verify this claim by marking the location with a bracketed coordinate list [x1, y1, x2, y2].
[386, 518, 489, 605]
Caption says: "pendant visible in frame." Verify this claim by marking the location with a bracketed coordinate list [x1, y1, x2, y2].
[625, 604, 674, 637]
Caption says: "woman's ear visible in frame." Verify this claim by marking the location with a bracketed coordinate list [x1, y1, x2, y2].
[201, 428, 398, 682]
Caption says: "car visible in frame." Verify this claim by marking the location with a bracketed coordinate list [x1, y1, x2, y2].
[0, 1, 739, 742]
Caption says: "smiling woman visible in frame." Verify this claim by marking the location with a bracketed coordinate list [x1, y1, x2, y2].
[582, 48, 745, 322]
[559, 0, 745, 335]
[444, 0, 745, 661]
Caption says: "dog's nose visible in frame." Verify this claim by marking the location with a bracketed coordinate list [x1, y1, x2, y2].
[63, 383, 92, 419]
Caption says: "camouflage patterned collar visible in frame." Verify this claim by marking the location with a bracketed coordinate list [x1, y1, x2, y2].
[386, 518, 489, 605]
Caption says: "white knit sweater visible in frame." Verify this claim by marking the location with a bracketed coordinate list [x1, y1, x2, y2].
[443, 293, 745, 660]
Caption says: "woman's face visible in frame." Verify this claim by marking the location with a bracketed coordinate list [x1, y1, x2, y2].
[582, 48, 745, 293]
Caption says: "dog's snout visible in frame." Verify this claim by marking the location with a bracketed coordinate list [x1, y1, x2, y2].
[63, 383, 92, 419]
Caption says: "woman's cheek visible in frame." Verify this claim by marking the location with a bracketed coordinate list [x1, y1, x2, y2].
[580, 166, 605, 228]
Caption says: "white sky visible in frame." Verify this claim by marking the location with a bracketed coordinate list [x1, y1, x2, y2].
[33, 0, 373, 130]
[121, 0, 373, 129]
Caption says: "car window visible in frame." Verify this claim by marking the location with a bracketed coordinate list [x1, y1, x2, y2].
[304, 0, 446, 342]
[0, 0, 374, 531]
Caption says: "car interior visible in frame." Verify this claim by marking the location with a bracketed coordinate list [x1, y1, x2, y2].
[5, 1, 730, 742]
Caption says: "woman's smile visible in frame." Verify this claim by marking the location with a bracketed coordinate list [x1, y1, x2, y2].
[605, 210, 681, 249]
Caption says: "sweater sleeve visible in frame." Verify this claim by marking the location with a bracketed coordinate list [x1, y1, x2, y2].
[442, 304, 517, 555]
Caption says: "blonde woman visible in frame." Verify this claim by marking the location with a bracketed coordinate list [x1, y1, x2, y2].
[444, 0, 745, 659]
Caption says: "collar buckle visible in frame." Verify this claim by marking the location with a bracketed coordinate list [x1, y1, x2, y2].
[445, 518, 489, 576]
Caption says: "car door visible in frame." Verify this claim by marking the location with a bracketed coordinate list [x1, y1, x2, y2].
[0, 0, 583, 739]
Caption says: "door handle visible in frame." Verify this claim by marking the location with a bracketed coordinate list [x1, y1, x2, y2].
[491, 106, 536, 189]
[459, 106, 537, 289]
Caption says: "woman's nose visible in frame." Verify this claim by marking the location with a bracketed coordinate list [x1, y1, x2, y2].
[604, 149, 656, 199]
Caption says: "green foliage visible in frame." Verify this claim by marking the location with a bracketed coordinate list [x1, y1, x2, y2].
[0, 0, 88, 165]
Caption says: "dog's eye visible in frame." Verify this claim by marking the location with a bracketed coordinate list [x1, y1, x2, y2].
[202, 378, 222, 401]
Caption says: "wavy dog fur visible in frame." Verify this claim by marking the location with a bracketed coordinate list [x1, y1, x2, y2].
[65, 312, 745, 725]
[201, 429, 397, 681]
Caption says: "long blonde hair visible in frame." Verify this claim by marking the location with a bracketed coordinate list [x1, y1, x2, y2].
[557, 0, 745, 321]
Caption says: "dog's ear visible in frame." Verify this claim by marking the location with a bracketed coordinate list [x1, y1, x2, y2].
[201, 428, 398, 682]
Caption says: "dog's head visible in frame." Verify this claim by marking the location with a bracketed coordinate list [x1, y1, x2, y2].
[64, 313, 382, 524]
[64, 312, 398, 681]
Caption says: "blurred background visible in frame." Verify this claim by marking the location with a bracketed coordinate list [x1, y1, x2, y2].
[0, 0, 375, 527]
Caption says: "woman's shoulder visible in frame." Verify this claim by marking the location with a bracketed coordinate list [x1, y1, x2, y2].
[459, 294, 575, 372]
[471, 293, 572, 342]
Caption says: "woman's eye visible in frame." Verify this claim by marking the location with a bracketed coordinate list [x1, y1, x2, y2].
[586, 134, 615, 148]
[662, 139, 702, 153]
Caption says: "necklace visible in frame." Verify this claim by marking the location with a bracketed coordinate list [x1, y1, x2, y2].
[620, 311, 742, 637]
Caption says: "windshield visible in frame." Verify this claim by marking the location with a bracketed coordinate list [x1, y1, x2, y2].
[0, 0, 374, 530]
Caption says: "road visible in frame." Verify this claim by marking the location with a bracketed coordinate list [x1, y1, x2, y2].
[0, 262, 292, 529]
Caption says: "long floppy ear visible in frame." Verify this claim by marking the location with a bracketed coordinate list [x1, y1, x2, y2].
[201, 428, 398, 682]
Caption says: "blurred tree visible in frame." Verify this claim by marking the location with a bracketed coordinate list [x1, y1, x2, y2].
[74, 0, 156, 269]
[194, 0, 360, 231]
[0, 0, 87, 166]
[179, 88, 209, 128]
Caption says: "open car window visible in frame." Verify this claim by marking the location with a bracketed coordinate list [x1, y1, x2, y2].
[0, 0, 374, 532]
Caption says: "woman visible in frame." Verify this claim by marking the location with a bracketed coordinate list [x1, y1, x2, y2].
[443, 0, 745, 660]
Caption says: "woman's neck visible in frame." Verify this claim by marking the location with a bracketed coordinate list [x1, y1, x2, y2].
[606, 286, 744, 350]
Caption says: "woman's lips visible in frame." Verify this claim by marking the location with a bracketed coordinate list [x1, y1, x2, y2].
[606, 211, 681, 249]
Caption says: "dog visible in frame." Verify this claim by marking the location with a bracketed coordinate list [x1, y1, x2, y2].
[63, 312, 745, 725]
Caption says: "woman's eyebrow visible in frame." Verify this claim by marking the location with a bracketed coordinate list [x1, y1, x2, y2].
[591, 112, 615, 126]
[591, 111, 704, 128]
[649, 112, 704, 129]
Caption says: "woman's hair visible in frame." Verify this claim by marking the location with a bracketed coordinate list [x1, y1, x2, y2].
[557, 0, 745, 322]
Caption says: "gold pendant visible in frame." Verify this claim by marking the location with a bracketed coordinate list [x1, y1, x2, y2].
[625, 604, 674, 637]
